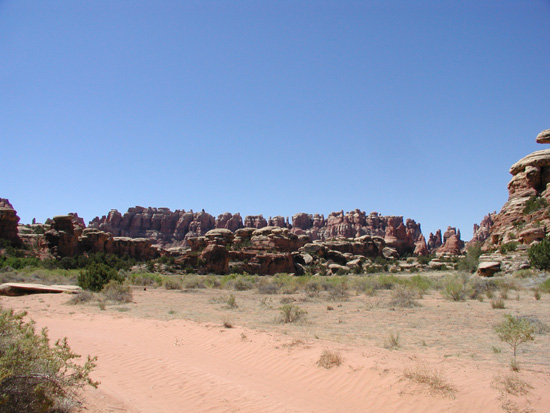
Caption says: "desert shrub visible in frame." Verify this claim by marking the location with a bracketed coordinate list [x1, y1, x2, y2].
[279, 304, 307, 323]
[163, 277, 183, 290]
[523, 195, 548, 215]
[317, 350, 343, 369]
[181, 274, 205, 289]
[374, 274, 401, 290]
[101, 280, 133, 303]
[466, 276, 496, 300]
[128, 272, 163, 286]
[258, 280, 280, 295]
[495, 314, 535, 367]
[304, 278, 323, 297]
[67, 290, 94, 305]
[407, 274, 433, 296]
[389, 285, 420, 308]
[500, 242, 519, 255]
[203, 275, 222, 289]
[0, 306, 98, 412]
[457, 243, 482, 273]
[529, 238, 550, 270]
[326, 282, 349, 301]
[77, 263, 123, 292]
[441, 273, 469, 301]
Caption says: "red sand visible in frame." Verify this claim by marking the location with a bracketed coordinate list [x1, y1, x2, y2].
[3, 291, 548, 412]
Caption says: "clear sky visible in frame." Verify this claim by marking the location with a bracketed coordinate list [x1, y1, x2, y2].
[2, 1, 549, 240]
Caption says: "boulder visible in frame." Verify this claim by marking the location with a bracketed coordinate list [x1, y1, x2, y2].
[536, 129, 550, 144]
[519, 226, 545, 245]
[200, 243, 229, 274]
[205, 228, 234, 245]
[477, 261, 501, 277]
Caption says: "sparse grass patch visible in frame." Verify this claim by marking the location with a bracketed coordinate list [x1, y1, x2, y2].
[513, 269, 536, 279]
[492, 373, 533, 397]
[317, 350, 343, 369]
[403, 364, 456, 398]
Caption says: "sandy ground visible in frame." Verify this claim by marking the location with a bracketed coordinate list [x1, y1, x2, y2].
[2, 283, 550, 413]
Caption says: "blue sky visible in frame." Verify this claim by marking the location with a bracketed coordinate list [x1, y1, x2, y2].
[2, 1, 549, 240]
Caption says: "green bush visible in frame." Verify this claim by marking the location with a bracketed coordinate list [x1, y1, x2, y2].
[77, 263, 123, 292]
[523, 195, 548, 215]
[0, 306, 97, 412]
[500, 242, 519, 254]
[528, 238, 550, 270]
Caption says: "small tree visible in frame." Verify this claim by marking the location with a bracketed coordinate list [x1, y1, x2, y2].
[495, 314, 535, 369]
[0, 307, 97, 412]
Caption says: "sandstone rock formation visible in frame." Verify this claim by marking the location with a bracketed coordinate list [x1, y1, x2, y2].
[0, 198, 22, 247]
[90, 207, 441, 256]
[481, 129, 550, 249]
[536, 129, 550, 144]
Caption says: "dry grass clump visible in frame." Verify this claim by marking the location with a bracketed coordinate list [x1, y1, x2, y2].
[384, 332, 401, 350]
[492, 373, 533, 397]
[389, 285, 420, 308]
[101, 281, 133, 303]
[403, 364, 456, 398]
[317, 350, 343, 369]
[491, 298, 506, 309]
[67, 290, 94, 305]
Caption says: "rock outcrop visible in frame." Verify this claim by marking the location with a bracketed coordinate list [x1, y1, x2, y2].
[481, 129, 550, 249]
[44, 214, 158, 260]
[0, 199, 22, 247]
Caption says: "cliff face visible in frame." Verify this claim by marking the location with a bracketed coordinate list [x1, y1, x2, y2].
[89, 207, 454, 255]
[480, 129, 550, 249]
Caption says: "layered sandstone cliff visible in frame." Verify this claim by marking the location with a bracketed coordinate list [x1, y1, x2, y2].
[481, 129, 550, 249]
